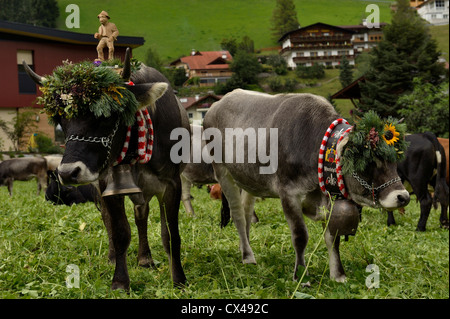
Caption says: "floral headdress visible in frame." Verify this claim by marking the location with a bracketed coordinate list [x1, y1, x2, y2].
[37, 60, 139, 126]
[340, 111, 408, 175]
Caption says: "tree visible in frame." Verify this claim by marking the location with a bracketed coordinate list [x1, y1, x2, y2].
[230, 50, 262, 85]
[339, 55, 353, 88]
[271, 0, 300, 42]
[358, 0, 445, 118]
[397, 78, 449, 138]
[0, 0, 59, 28]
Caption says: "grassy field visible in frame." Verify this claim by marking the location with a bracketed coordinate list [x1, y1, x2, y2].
[0, 179, 448, 299]
[55, 0, 393, 62]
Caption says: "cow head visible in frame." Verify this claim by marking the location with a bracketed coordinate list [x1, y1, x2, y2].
[24, 48, 168, 185]
[337, 111, 410, 209]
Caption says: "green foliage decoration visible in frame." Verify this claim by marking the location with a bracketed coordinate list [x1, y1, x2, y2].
[341, 111, 408, 174]
[37, 60, 140, 126]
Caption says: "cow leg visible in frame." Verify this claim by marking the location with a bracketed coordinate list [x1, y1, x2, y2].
[241, 190, 256, 241]
[101, 195, 131, 290]
[324, 228, 346, 282]
[440, 203, 449, 229]
[214, 165, 256, 264]
[181, 174, 195, 216]
[7, 178, 13, 197]
[416, 192, 433, 232]
[130, 193, 155, 268]
[280, 194, 308, 281]
[158, 176, 187, 286]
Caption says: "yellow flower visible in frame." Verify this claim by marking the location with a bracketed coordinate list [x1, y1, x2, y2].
[383, 123, 400, 146]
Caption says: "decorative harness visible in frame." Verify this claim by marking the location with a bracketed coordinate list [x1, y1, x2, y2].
[318, 118, 402, 204]
[65, 108, 154, 170]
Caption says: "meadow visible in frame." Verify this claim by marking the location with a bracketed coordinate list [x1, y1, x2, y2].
[55, 0, 393, 62]
[0, 179, 448, 299]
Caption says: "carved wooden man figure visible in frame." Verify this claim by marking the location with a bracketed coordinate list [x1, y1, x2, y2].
[94, 11, 119, 61]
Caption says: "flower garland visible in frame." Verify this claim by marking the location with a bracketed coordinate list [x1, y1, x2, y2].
[340, 111, 408, 175]
[37, 60, 140, 126]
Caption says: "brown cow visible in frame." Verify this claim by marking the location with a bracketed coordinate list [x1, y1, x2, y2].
[437, 137, 449, 185]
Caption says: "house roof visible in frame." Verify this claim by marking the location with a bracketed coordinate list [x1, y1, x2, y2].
[278, 22, 356, 43]
[171, 51, 232, 70]
[0, 20, 144, 48]
[179, 94, 222, 110]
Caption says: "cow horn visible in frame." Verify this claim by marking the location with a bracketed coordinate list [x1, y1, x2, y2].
[22, 61, 44, 86]
[121, 47, 131, 81]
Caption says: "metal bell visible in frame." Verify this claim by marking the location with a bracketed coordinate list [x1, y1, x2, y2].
[327, 199, 360, 238]
[102, 164, 142, 197]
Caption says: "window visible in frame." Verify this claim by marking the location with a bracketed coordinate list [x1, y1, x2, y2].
[17, 50, 36, 94]
[436, 0, 445, 9]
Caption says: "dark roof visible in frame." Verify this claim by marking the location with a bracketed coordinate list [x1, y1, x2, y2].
[0, 20, 144, 48]
[331, 76, 365, 100]
[278, 22, 355, 43]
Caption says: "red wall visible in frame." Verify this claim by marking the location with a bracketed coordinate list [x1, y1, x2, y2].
[0, 39, 128, 108]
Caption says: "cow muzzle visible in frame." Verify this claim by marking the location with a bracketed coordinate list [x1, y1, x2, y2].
[58, 161, 99, 185]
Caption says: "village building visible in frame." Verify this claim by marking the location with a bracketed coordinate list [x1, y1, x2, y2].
[278, 22, 385, 69]
[0, 20, 144, 151]
[170, 50, 233, 87]
[179, 93, 222, 125]
[416, 0, 449, 25]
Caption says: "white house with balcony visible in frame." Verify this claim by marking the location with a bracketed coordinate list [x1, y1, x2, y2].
[417, 0, 449, 25]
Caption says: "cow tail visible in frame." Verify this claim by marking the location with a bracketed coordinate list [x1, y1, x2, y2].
[423, 132, 449, 208]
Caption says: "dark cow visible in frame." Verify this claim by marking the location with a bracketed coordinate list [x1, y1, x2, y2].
[0, 157, 47, 196]
[24, 48, 189, 290]
[203, 89, 410, 282]
[45, 170, 99, 206]
[388, 133, 449, 231]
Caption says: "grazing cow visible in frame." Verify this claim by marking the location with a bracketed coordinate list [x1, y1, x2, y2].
[46, 170, 99, 206]
[0, 157, 47, 196]
[24, 48, 188, 290]
[388, 133, 449, 231]
[203, 89, 410, 282]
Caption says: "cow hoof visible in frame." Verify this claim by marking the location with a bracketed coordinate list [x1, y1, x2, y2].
[111, 281, 130, 291]
[242, 255, 257, 265]
[138, 257, 156, 269]
[332, 275, 347, 283]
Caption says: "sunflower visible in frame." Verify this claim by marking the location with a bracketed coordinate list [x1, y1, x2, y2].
[383, 123, 400, 146]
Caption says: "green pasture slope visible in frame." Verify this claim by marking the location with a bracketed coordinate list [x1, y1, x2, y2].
[55, 0, 393, 62]
[0, 180, 448, 299]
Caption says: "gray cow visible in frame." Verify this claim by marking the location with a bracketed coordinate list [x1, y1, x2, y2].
[203, 89, 410, 283]
[0, 157, 47, 196]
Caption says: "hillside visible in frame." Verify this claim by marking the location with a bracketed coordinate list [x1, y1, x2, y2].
[56, 0, 393, 63]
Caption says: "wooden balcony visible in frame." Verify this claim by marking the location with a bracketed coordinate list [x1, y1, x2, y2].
[280, 43, 353, 55]
[293, 54, 354, 63]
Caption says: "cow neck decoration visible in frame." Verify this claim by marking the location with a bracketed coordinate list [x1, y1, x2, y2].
[318, 118, 353, 199]
[113, 108, 154, 166]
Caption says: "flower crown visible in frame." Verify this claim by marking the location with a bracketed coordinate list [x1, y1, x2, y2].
[340, 111, 408, 175]
[37, 60, 139, 126]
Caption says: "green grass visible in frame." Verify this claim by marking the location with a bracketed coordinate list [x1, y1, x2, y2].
[0, 180, 448, 299]
[55, 0, 393, 63]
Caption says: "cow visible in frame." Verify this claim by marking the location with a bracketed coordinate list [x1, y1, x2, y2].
[203, 89, 410, 283]
[24, 48, 188, 290]
[0, 157, 47, 196]
[387, 133, 449, 231]
[45, 170, 99, 206]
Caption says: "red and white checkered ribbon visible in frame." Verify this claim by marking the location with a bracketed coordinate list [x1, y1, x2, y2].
[335, 126, 353, 198]
[318, 118, 352, 198]
[113, 108, 154, 166]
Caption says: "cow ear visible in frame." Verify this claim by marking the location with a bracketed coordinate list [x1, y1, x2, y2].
[126, 82, 168, 110]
